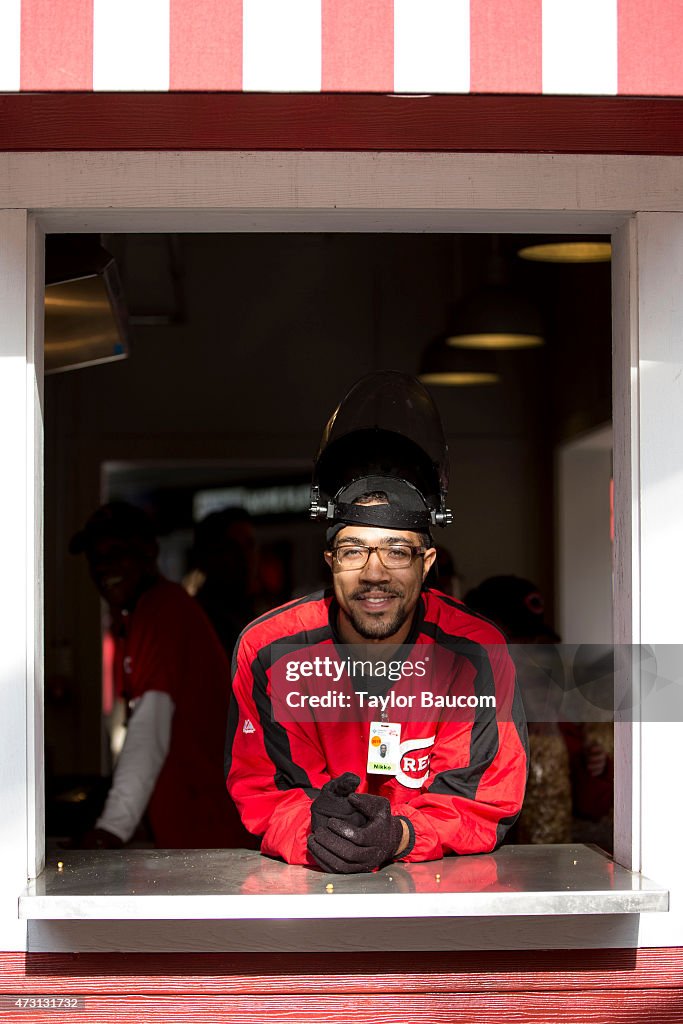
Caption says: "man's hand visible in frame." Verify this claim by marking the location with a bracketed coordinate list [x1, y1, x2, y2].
[307, 792, 408, 873]
[78, 827, 124, 850]
[310, 772, 365, 832]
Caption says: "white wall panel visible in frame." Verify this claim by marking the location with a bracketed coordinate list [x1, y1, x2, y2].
[0, 210, 41, 950]
[630, 213, 683, 946]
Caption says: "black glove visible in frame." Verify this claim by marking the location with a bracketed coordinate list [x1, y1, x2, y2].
[310, 772, 365, 832]
[307, 792, 406, 873]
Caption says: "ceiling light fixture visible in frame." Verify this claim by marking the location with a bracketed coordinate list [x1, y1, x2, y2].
[517, 239, 611, 264]
[419, 341, 501, 386]
[446, 283, 544, 351]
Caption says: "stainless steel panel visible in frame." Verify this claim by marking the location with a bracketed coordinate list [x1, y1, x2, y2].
[20, 844, 668, 920]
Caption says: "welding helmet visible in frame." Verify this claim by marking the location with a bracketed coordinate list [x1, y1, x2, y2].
[310, 371, 452, 533]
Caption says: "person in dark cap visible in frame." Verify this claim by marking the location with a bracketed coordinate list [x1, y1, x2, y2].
[70, 501, 255, 849]
[225, 372, 528, 871]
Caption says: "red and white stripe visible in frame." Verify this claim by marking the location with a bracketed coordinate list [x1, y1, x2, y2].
[243, 0, 321, 92]
[394, 0, 469, 94]
[5, 0, 683, 96]
[470, 0, 541, 95]
[20, 0, 92, 90]
[94, 0, 170, 91]
[170, 0, 242, 91]
[322, 0, 393, 92]
[618, 0, 683, 96]
[542, 0, 617, 95]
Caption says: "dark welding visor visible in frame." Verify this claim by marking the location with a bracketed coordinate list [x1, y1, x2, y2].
[311, 371, 452, 529]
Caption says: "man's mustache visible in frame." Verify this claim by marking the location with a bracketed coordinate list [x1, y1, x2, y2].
[352, 585, 403, 600]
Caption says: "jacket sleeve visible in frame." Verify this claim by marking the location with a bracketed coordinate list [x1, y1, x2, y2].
[392, 641, 529, 862]
[96, 690, 174, 842]
[225, 633, 330, 865]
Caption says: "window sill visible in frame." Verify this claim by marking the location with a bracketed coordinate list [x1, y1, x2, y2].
[20, 844, 667, 921]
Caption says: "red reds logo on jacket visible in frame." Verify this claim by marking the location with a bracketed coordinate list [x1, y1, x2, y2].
[396, 735, 435, 789]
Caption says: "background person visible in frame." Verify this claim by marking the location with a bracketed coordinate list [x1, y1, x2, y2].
[189, 507, 257, 659]
[70, 501, 254, 849]
[426, 545, 462, 598]
[465, 574, 613, 847]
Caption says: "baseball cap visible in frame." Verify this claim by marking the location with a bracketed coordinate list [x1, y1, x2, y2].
[465, 575, 560, 642]
[325, 477, 434, 545]
[69, 502, 157, 555]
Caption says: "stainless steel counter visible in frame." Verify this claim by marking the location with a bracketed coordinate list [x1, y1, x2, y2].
[20, 844, 667, 920]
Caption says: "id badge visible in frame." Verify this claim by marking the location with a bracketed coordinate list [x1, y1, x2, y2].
[367, 720, 401, 775]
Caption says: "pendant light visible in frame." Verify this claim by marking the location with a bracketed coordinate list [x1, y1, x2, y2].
[446, 236, 544, 351]
[517, 236, 611, 264]
[419, 340, 501, 386]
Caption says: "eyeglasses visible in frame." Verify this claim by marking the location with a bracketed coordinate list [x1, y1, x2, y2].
[328, 544, 426, 571]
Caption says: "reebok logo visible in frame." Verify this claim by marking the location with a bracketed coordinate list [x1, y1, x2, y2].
[242, 719, 256, 734]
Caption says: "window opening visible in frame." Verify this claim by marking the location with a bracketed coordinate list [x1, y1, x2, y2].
[43, 232, 614, 859]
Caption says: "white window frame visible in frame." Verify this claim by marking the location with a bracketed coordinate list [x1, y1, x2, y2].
[1, 151, 682, 953]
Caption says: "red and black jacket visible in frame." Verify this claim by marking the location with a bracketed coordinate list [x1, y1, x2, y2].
[225, 588, 528, 865]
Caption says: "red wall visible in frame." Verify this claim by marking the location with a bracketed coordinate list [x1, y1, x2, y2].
[1, 949, 683, 1022]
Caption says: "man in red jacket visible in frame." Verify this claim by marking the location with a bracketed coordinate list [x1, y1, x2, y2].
[225, 373, 528, 871]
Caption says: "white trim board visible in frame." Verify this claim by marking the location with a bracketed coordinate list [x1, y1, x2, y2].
[29, 915, 641, 954]
[1, 152, 683, 225]
[0, 210, 42, 952]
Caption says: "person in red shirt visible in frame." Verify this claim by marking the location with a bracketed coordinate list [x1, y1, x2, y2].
[70, 502, 252, 849]
[225, 372, 528, 871]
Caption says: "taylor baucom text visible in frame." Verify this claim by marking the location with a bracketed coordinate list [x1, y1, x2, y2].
[283, 688, 496, 710]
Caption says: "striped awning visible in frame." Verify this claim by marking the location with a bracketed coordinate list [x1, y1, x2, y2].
[2, 0, 682, 97]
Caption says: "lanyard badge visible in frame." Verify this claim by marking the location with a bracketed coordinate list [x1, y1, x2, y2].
[366, 720, 402, 775]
